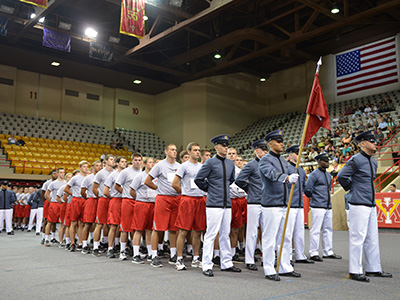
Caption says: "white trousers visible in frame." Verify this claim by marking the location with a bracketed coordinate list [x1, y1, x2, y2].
[202, 207, 233, 271]
[245, 204, 262, 264]
[28, 208, 37, 230]
[348, 204, 382, 274]
[309, 208, 334, 257]
[261, 207, 294, 275]
[345, 209, 349, 229]
[292, 208, 308, 260]
[0, 209, 13, 233]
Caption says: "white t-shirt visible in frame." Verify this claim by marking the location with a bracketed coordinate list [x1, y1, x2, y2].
[67, 174, 86, 198]
[148, 159, 180, 196]
[56, 184, 69, 203]
[115, 167, 142, 199]
[229, 165, 246, 198]
[130, 171, 157, 203]
[81, 173, 96, 199]
[42, 179, 53, 196]
[48, 179, 66, 202]
[104, 169, 122, 198]
[93, 168, 113, 198]
[176, 161, 203, 197]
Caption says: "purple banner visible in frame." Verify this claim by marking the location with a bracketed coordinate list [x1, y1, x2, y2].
[42, 28, 71, 52]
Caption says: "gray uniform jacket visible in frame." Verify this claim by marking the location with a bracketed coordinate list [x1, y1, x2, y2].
[0, 189, 17, 210]
[194, 155, 235, 208]
[304, 167, 332, 209]
[28, 190, 42, 209]
[287, 162, 306, 208]
[259, 151, 293, 207]
[337, 151, 377, 207]
[235, 157, 262, 205]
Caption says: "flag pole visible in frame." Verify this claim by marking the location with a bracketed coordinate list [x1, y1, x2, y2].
[275, 57, 322, 280]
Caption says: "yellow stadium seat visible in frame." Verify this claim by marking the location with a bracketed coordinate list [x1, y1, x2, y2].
[36, 147, 45, 154]
[14, 161, 24, 173]
[15, 151, 25, 160]
[11, 159, 19, 167]
[33, 142, 41, 148]
[32, 163, 42, 175]
[60, 149, 68, 156]
[33, 153, 42, 159]
[29, 137, 38, 142]
[50, 154, 57, 160]
[37, 138, 45, 143]
[0, 134, 5, 139]
[47, 144, 56, 150]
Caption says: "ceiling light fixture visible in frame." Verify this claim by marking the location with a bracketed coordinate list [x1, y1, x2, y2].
[109, 36, 120, 43]
[260, 77, 266, 82]
[51, 61, 60, 67]
[133, 79, 142, 84]
[85, 27, 98, 38]
[39, 17, 45, 23]
[213, 50, 222, 60]
[30, 13, 36, 19]
[143, 15, 148, 21]
[169, 0, 183, 8]
[59, 21, 72, 30]
[0, 5, 14, 15]
[331, 3, 340, 14]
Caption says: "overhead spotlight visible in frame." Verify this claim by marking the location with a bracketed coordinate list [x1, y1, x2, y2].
[260, 77, 266, 82]
[30, 13, 36, 19]
[143, 15, 148, 21]
[39, 17, 45, 23]
[0, 5, 14, 14]
[85, 27, 98, 38]
[59, 21, 72, 31]
[331, 3, 340, 14]
[213, 50, 222, 60]
[133, 79, 142, 84]
[109, 36, 120, 44]
[51, 61, 60, 67]
[169, 0, 183, 8]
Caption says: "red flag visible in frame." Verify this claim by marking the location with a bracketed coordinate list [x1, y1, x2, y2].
[304, 73, 330, 145]
[120, 0, 145, 39]
[19, 0, 47, 8]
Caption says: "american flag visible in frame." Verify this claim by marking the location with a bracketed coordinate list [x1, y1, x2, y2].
[336, 36, 398, 96]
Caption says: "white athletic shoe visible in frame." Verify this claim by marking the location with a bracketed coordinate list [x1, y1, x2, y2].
[191, 259, 202, 268]
[119, 250, 127, 261]
[175, 259, 187, 271]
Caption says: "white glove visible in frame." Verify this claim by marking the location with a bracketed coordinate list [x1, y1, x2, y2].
[288, 173, 299, 184]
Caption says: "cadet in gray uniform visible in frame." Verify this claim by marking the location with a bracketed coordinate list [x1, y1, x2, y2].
[0, 180, 17, 235]
[338, 131, 392, 282]
[195, 134, 241, 277]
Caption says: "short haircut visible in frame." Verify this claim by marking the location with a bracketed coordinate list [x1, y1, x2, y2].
[179, 150, 189, 159]
[72, 169, 80, 175]
[56, 167, 65, 172]
[391, 184, 396, 188]
[79, 161, 89, 168]
[104, 154, 114, 161]
[131, 152, 142, 160]
[143, 157, 153, 165]
[92, 161, 101, 167]
[65, 173, 72, 178]
[200, 149, 211, 156]
[115, 156, 126, 164]
[165, 144, 176, 151]
[187, 142, 200, 152]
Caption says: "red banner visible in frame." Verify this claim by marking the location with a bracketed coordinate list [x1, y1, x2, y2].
[19, 0, 47, 8]
[120, 0, 145, 39]
[375, 192, 400, 228]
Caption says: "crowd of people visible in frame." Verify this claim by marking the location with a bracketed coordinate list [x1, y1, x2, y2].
[0, 128, 394, 283]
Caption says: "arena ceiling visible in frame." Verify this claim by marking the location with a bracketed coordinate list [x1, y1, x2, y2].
[0, 0, 399, 95]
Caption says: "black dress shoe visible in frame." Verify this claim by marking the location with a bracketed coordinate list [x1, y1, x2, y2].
[7, 231, 14, 235]
[349, 273, 370, 282]
[323, 253, 342, 259]
[203, 269, 214, 277]
[365, 271, 393, 278]
[246, 264, 258, 271]
[280, 271, 301, 278]
[265, 274, 280, 281]
[221, 266, 242, 272]
[310, 255, 323, 262]
[295, 259, 315, 264]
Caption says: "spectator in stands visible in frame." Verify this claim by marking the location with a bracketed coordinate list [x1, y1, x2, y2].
[375, 129, 384, 142]
[341, 134, 351, 147]
[367, 115, 376, 128]
[334, 127, 341, 138]
[342, 152, 352, 163]
[357, 121, 366, 134]
[325, 141, 335, 153]
[318, 137, 325, 149]
[339, 113, 348, 124]
[389, 184, 400, 193]
[363, 104, 372, 116]
[110, 140, 116, 149]
[8, 134, 18, 145]
[308, 148, 318, 162]
[391, 137, 400, 163]
[17, 138, 25, 146]
[344, 105, 352, 116]
[327, 130, 333, 139]
[383, 114, 390, 123]
[371, 125, 378, 135]
[116, 140, 123, 150]
[387, 117, 395, 132]
[332, 115, 339, 127]
[328, 161, 342, 178]
[333, 152, 342, 164]
[352, 106, 362, 119]
[371, 104, 378, 115]
[340, 127, 348, 140]
[386, 100, 395, 111]
[377, 118, 388, 131]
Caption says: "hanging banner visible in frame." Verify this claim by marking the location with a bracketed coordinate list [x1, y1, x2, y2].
[119, 0, 145, 39]
[0, 17, 7, 37]
[19, 0, 47, 9]
[89, 41, 114, 62]
[43, 28, 71, 52]
[375, 192, 400, 228]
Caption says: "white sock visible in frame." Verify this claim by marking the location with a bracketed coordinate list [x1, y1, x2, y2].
[89, 232, 94, 240]
[121, 242, 126, 252]
[193, 255, 199, 261]
[82, 240, 87, 247]
[115, 237, 120, 245]
[75, 233, 78, 239]
[51, 232, 56, 240]
[187, 245, 193, 253]
[256, 243, 261, 249]
[147, 245, 152, 255]
[158, 243, 163, 250]
[133, 245, 140, 257]
[231, 248, 236, 256]
[66, 237, 71, 244]
[108, 247, 113, 251]
[45, 235, 49, 241]
[239, 242, 244, 250]
[214, 250, 220, 258]
[177, 256, 183, 261]
[42, 233, 45, 239]
[152, 250, 157, 258]
[104, 236, 108, 243]
[93, 241, 100, 250]
[170, 247, 177, 257]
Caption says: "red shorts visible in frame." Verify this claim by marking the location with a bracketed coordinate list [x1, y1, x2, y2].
[153, 195, 180, 231]
[13, 205, 17, 218]
[60, 202, 67, 224]
[70, 197, 85, 222]
[83, 197, 98, 224]
[120, 198, 135, 232]
[48, 202, 61, 223]
[175, 195, 206, 231]
[133, 201, 154, 231]
[24, 205, 31, 218]
[43, 201, 50, 219]
[231, 198, 244, 228]
[64, 204, 71, 227]
[18, 205, 25, 218]
[96, 197, 109, 224]
[203, 196, 207, 204]
[14, 205, 21, 218]
[107, 197, 122, 225]
[238, 197, 247, 224]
